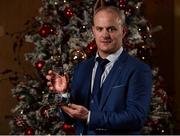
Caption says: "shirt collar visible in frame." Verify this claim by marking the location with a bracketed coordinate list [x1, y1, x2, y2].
[95, 47, 123, 63]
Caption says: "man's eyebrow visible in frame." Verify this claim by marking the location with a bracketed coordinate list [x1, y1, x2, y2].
[95, 26, 103, 28]
[95, 26, 116, 28]
[107, 26, 116, 28]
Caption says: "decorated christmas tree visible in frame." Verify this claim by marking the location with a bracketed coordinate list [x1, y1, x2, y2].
[5, 0, 173, 134]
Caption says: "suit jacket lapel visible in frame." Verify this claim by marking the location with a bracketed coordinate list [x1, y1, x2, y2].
[99, 51, 128, 110]
[86, 57, 101, 109]
[81, 57, 96, 107]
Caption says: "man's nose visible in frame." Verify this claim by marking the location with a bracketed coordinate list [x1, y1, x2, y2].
[102, 30, 110, 38]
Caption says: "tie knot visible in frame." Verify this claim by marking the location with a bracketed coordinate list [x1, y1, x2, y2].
[96, 57, 109, 67]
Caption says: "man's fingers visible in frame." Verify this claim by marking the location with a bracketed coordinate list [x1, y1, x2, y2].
[48, 70, 53, 74]
[61, 104, 88, 120]
[61, 105, 74, 112]
[61, 106, 76, 117]
[47, 82, 55, 91]
[47, 81, 52, 86]
[46, 70, 56, 81]
[46, 71, 61, 82]
[64, 73, 69, 82]
[68, 103, 81, 109]
[47, 70, 59, 78]
[49, 86, 54, 90]
[46, 75, 52, 80]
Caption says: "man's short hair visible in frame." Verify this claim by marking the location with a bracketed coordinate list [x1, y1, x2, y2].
[93, 6, 125, 26]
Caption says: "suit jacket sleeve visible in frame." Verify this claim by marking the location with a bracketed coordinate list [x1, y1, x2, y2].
[88, 63, 152, 131]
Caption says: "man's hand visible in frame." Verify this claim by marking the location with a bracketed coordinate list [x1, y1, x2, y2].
[61, 104, 89, 121]
[46, 70, 69, 93]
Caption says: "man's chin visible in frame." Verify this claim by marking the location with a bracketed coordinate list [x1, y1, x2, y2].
[98, 49, 112, 54]
[101, 42, 112, 46]
[99, 43, 112, 49]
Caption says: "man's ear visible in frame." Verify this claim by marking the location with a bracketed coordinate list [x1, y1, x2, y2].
[123, 26, 128, 37]
[92, 26, 95, 35]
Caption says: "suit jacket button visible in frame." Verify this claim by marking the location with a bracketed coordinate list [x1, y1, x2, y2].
[91, 100, 94, 103]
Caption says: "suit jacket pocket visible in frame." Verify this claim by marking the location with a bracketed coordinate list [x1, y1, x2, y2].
[112, 84, 126, 89]
[104, 85, 127, 110]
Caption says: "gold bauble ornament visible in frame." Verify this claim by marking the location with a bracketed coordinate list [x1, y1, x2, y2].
[70, 49, 87, 64]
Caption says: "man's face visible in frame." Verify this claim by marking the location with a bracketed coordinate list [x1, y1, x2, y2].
[92, 10, 125, 57]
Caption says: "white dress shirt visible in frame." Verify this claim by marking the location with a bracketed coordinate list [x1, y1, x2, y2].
[87, 47, 123, 123]
[91, 47, 123, 92]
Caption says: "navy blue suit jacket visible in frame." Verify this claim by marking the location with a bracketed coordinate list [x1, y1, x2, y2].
[68, 50, 152, 135]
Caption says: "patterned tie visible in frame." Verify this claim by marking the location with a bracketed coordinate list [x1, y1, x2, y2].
[92, 57, 109, 103]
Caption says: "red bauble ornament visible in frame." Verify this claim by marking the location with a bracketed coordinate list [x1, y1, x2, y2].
[62, 123, 75, 135]
[125, 5, 135, 16]
[24, 127, 34, 135]
[38, 24, 51, 37]
[35, 60, 45, 70]
[119, 0, 126, 10]
[38, 24, 56, 37]
[64, 7, 73, 18]
[85, 40, 97, 57]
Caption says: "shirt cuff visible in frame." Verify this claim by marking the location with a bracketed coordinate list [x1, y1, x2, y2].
[87, 111, 91, 124]
[61, 92, 69, 98]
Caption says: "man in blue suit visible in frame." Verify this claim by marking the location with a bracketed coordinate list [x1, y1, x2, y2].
[46, 4, 152, 135]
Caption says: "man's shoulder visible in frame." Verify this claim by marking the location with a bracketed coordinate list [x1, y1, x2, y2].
[79, 56, 95, 65]
[125, 52, 151, 70]
[73, 56, 95, 71]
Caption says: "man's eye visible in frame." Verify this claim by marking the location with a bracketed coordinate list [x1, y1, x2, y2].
[96, 27, 102, 31]
[107, 27, 116, 32]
